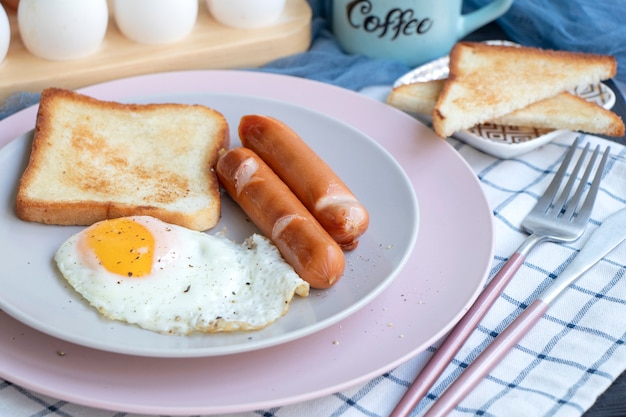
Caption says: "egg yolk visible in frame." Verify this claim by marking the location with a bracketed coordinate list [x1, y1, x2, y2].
[86, 218, 155, 278]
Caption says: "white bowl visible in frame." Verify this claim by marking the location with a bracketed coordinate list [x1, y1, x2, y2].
[207, 0, 286, 29]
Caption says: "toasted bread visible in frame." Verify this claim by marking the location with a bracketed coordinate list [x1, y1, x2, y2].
[495, 92, 624, 136]
[432, 42, 618, 137]
[387, 80, 445, 115]
[388, 80, 624, 136]
[15, 88, 230, 231]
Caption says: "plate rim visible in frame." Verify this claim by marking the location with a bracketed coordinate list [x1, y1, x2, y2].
[0, 69, 494, 414]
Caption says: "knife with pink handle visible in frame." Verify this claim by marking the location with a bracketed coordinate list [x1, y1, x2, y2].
[420, 207, 626, 417]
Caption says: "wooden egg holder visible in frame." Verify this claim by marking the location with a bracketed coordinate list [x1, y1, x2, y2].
[0, 0, 312, 102]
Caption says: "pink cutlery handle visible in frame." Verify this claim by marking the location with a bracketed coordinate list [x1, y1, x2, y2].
[422, 299, 550, 417]
[389, 252, 527, 417]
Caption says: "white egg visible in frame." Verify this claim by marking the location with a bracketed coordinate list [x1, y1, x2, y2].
[113, 0, 197, 45]
[17, 0, 108, 60]
[0, 4, 9, 64]
[207, 0, 286, 29]
[54, 216, 309, 335]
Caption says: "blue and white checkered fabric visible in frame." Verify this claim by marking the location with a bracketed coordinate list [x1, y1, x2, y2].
[1, 131, 625, 417]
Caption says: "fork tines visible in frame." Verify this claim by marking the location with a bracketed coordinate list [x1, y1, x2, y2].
[536, 136, 611, 222]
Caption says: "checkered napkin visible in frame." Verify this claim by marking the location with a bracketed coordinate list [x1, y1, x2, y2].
[1, 129, 625, 417]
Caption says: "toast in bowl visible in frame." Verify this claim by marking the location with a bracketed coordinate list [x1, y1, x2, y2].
[388, 79, 624, 137]
[432, 42, 618, 138]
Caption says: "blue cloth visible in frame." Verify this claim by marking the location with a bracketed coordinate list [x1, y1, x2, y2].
[0, 91, 39, 121]
[254, 7, 412, 91]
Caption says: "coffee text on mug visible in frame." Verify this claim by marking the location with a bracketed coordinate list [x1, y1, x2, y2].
[346, 0, 433, 40]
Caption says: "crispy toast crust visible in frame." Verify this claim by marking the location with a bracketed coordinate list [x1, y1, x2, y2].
[15, 88, 230, 231]
[433, 42, 618, 137]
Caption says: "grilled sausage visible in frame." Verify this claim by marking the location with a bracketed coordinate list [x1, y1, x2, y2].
[216, 147, 345, 289]
[239, 115, 369, 250]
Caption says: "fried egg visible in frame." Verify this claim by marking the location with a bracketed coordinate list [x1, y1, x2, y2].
[54, 215, 309, 335]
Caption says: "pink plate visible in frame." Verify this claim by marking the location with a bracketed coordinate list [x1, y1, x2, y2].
[0, 70, 493, 415]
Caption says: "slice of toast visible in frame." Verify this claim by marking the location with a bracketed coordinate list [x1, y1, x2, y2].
[387, 80, 624, 136]
[494, 92, 624, 136]
[432, 42, 618, 137]
[15, 88, 230, 231]
[387, 80, 445, 115]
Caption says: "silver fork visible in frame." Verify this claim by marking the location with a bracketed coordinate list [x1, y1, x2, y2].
[390, 136, 611, 417]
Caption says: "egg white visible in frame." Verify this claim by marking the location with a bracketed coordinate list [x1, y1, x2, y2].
[54, 216, 309, 335]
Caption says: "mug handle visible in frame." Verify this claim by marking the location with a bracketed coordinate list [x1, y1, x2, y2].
[458, 0, 513, 39]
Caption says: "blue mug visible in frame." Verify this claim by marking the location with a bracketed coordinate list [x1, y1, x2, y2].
[332, 0, 513, 66]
